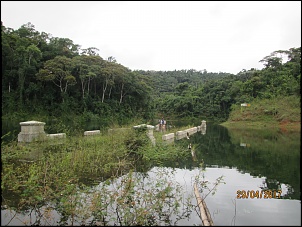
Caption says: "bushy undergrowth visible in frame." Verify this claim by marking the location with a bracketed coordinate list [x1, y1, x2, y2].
[1, 121, 226, 225]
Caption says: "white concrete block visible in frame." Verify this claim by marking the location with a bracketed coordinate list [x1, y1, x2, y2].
[84, 130, 101, 136]
[47, 133, 66, 139]
[162, 133, 174, 140]
[176, 131, 185, 136]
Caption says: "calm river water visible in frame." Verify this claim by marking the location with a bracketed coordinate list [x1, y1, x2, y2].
[1, 120, 301, 225]
[154, 121, 301, 225]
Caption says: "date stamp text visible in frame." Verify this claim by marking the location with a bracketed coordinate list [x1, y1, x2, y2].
[237, 190, 282, 199]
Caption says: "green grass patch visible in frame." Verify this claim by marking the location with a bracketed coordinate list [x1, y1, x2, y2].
[223, 95, 300, 131]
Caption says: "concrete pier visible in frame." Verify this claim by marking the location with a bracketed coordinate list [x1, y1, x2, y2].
[47, 133, 66, 139]
[200, 120, 207, 135]
[18, 120, 67, 143]
[18, 121, 47, 142]
[162, 133, 174, 141]
[175, 130, 187, 140]
[175, 127, 199, 140]
[133, 124, 156, 146]
[84, 130, 101, 136]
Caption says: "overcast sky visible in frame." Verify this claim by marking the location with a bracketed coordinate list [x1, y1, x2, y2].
[1, 1, 301, 74]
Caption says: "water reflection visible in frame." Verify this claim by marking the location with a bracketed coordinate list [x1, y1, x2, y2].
[200, 167, 301, 226]
[177, 123, 300, 200]
[2, 166, 300, 226]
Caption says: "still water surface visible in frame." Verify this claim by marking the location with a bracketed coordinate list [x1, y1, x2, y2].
[157, 121, 301, 225]
[1, 121, 301, 225]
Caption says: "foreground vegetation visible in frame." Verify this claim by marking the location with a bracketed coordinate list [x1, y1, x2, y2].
[2, 125, 224, 225]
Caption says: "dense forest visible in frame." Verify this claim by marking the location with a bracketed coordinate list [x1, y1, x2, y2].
[2, 22, 301, 125]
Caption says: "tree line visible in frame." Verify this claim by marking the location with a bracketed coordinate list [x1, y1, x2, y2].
[141, 48, 300, 120]
[2, 22, 300, 123]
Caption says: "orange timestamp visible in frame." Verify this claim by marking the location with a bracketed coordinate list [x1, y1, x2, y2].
[237, 190, 282, 199]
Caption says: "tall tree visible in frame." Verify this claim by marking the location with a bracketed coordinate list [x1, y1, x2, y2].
[36, 56, 76, 102]
[113, 64, 130, 105]
[48, 37, 80, 58]
[99, 61, 118, 103]
[72, 55, 103, 99]
[81, 47, 100, 56]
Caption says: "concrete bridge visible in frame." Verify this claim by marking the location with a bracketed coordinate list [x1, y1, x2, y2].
[17, 120, 207, 144]
[162, 121, 207, 142]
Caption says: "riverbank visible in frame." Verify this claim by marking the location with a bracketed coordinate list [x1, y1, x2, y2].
[221, 95, 301, 133]
[221, 120, 301, 132]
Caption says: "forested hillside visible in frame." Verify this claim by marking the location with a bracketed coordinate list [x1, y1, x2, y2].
[2, 22, 301, 125]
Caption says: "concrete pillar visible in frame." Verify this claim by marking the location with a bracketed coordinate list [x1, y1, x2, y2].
[18, 121, 46, 142]
[133, 124, 156, 146]
[201, 120, 207, 135]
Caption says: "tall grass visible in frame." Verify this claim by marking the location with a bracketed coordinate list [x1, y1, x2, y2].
[1, 123, 223, 225]
[223, 95, 300, 130]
